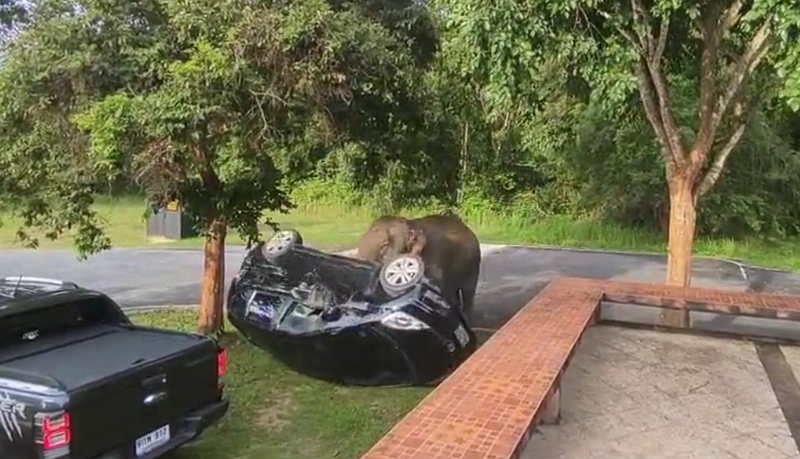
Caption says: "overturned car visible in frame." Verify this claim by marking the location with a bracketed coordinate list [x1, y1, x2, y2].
[227, 230, 478, 386]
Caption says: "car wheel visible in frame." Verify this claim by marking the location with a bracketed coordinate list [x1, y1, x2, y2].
[379, 254, 425, 297]
[262, 230, 302, 258]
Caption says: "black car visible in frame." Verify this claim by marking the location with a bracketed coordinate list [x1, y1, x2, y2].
[227, 230, 478, 387]
[0, 276, 228, 459]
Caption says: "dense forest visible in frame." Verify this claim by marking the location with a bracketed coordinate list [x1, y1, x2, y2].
[0, 0, 798, 331]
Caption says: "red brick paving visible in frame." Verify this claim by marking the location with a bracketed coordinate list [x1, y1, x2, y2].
[360, 278, 600, 459]
[359, 277, 800, 459]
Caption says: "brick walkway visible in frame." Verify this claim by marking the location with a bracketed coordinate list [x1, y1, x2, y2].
[360, 277, 800, 459]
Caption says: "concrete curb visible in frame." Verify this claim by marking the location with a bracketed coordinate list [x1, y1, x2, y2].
[335, 243, 507, 258]
[124, 304, 199, 313]
[491, 243, 793, 278]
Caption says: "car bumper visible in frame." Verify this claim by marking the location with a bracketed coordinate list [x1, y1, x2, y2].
[93, 398, 230, 459]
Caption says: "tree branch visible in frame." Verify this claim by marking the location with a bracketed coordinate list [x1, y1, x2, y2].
[648, 62, 686, 165]
[630, 0, 653, 53]
[618, 25, 644, 53]
[654, 15, 669, 65]
[693, 4, 723, 156]
[720, 0, 745, 34]
[696, 103, 748, 197]
[595, 6, 646, 54]
[709, 22, 772, 142]
[643, 49, 685, 163]
[603, 4, 682, 168]
[597, 7, 644, 53]
[634, 58, 676, 172]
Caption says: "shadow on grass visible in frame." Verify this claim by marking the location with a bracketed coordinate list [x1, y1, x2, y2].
[134, 310, 430, 459]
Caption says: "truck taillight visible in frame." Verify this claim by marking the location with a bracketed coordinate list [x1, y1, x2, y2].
[217, 348, 228, 379]
[39, 411, 71, 452]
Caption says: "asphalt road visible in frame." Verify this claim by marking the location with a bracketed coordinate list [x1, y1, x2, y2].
[3, 244, 800, 330]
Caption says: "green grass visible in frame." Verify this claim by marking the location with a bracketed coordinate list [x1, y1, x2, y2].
[469, 213, 800, 271]
[131, 310, 429, 459]
[0, 196, 372, 251]
[2, 195, 799, 271]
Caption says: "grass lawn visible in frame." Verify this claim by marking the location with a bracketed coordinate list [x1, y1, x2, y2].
[132, 309, 429, 459]
[2, 195, 800, 271]
[0, 196, 370, 251]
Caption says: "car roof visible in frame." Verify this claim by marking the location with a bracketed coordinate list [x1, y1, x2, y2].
[0, 276, 82, 303]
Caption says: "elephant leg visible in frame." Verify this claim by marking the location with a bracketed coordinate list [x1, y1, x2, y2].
[459, 266, 480, 320]
[425, 264, 444, 288]
[424, 264, 452, 301]
[435, 278, 458, 308]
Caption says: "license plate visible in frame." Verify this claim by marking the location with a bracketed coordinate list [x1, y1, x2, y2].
[454, 324, 470, 347]
[135, 425, 170, 457]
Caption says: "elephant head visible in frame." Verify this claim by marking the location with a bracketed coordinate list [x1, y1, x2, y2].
[353, 216, 426, 263]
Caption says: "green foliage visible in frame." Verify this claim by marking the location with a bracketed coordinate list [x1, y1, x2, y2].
[1, 0, 800, 257]
[0, 0, 441, 251]
[0, 10, 116, 257]
[419, 0, 800, 240]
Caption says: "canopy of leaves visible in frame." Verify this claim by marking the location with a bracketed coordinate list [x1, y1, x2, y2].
[3, 0, 800, 254]
[0, 0, 439, 252]
[442, 0, 800, 120]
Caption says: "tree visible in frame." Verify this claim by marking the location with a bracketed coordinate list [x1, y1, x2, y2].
[0, 0, 438, 334]
[0, 0, 27, 40]
[0, 0, 117, 256]
[601, 1, 800, 294]
[442, 0, 800, 299]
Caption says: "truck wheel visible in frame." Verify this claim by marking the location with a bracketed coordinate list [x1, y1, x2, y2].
[262, 230, 302, 259]
[379, 254, 425, 297]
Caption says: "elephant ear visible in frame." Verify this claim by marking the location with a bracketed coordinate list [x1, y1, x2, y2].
[406, 228, 426, 256]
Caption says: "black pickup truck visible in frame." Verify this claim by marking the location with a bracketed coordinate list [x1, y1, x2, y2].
[0, 276, 229, 459]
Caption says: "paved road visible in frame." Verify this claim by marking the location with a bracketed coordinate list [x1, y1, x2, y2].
[2, 244, 800, 330]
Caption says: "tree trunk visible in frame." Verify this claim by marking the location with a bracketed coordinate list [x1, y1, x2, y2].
[198, 219, 227, 335]
[215, 236, 226, 333]
[662, 175, 697, 328]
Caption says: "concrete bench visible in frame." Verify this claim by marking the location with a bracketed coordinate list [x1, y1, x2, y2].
[360, 278, 601, 459]
[361, 275, 800, 459]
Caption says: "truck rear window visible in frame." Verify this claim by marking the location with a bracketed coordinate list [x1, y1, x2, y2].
[0, 296, 127, 348]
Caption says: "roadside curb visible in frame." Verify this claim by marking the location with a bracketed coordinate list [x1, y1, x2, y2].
[491, 243, 793, 276]
[124, 304, 198, 313]
[336, 243, 507, 258]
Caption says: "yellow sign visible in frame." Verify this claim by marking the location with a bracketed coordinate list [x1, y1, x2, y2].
[166, 201, 179, 211]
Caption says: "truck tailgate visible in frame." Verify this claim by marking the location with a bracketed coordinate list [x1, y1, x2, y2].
[2, 325, 221, 459]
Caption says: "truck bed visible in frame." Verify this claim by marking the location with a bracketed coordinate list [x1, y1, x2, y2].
[0, 324, 205, 390]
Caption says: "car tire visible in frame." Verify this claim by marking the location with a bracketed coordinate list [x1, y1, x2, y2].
[262, 230, 303, 259]
[379, 254, 425, 297]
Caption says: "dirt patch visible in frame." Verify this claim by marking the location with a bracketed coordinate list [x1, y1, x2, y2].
[333, 386, 355, 395]
[294, 439, 334, 458]
[257, 392, 295, 430]
[147, 236, 177, 244]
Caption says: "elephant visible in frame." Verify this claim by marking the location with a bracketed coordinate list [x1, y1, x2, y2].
[353, 214, 481, 317]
